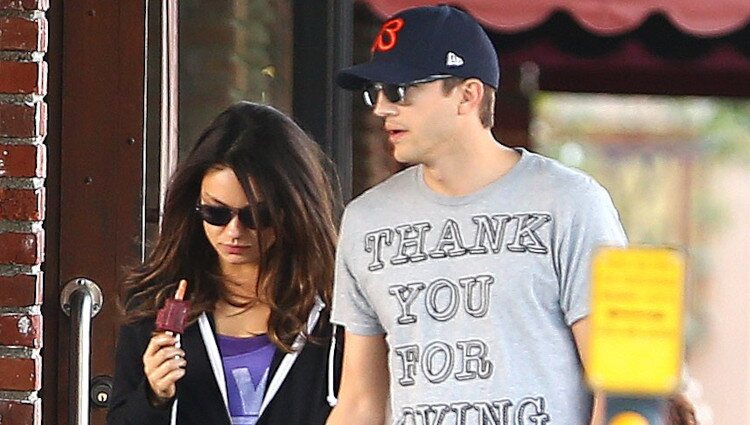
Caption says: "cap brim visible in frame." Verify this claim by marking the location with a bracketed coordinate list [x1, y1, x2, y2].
[335, 60, 432, 90]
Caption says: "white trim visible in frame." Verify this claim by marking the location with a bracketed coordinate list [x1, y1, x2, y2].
[170, 399, 178, 425]
[258, 298, 325, 416]
[195, 299, 327, 420]
[258, 337, 303, 415]
[198, 313, 230, 414]
[326, 323, 339, 407]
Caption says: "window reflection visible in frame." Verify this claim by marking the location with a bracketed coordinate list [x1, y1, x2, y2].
[144, 1, 293, 252]
[179, 0, 293, 155]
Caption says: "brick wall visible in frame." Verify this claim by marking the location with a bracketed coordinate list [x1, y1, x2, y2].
[0, 0, 48, 424]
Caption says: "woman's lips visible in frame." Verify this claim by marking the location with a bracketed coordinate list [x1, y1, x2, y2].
[223, 244, 250, 255]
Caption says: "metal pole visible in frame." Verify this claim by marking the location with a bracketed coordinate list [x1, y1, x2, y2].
[159, 0, 179, 225]
[60, 278, 103, 425]
[69, 289, 93, 425]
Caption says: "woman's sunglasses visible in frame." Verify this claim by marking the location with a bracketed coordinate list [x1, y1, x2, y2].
[362, 75, 453, 108]
[195, 203, 272, 229]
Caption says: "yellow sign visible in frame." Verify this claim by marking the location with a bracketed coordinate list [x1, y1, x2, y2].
[609, 412, 649, 425]
[587, 246, 684, 395]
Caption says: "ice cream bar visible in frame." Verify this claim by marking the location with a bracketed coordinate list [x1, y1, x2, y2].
[155, 279, 191, 334]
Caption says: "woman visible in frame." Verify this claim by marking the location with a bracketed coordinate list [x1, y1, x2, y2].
[107, 102, 342, 425]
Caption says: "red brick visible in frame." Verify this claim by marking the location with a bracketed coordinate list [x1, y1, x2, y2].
[0, 0, 48, 11]
[0, 104, 34, 137]
[0, 62, 46, 95]
[0, 232, 43, 265]
[0, 145, 45, 177]
[0, 103, 45, 138]
[0, 357, 40, 391]
[0, 17, 46, 52]
[0, 401, 36, 425]
[0, 188, 44, 221]
[0, 314, 41, 348]
[0, 274, 41, 307]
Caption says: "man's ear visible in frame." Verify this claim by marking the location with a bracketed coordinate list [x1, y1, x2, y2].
[457, 79, 484, 116]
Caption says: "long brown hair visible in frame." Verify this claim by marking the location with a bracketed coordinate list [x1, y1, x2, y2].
[121, 102, 341, 351]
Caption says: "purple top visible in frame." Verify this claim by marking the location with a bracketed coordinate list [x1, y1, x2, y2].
[217, 334, 276, 425]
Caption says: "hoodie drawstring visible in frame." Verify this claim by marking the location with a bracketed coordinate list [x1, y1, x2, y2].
[326, 323, 339, 407]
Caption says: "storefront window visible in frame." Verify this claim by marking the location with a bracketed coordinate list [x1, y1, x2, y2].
[178, 0, 293, 154]
[144, 0, 293, 248]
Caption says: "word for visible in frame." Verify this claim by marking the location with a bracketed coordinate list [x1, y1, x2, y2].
[394, 339, 493, 386]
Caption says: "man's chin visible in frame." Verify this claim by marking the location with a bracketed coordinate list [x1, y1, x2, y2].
[392, 148, 414, 164]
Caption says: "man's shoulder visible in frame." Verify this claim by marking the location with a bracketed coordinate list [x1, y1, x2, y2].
[519, 149, 608, 197]
[520, 149, 589, 183]
[345, 165, 419, 212]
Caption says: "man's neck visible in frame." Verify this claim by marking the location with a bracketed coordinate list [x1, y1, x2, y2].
[421, 129, 520, 197]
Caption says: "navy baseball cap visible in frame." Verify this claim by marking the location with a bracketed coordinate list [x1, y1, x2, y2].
[336, 5, 500, 90]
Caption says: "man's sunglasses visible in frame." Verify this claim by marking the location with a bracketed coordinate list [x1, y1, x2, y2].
[362, 75, 453, 108]
[195, 203, 272, 229]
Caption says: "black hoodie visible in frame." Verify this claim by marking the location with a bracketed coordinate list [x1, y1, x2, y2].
[107, 300, 341, 425]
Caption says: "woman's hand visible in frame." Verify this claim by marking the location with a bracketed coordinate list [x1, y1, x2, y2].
[142, 332, 186, 406]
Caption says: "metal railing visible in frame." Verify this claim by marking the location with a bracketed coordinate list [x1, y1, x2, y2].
[60, 278, 103, 425]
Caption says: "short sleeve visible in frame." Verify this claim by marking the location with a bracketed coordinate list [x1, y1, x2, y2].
[330, 207, 386, 335]
[557, 182, 628, 325]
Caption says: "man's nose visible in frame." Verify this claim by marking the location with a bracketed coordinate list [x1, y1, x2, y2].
[372, 91, 398, 117]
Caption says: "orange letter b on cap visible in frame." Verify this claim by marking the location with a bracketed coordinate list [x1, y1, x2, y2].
[371, 18, 404, 53]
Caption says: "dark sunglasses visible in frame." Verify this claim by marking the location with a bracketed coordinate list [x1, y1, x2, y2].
[362, 75, 453, 108]
[195, 203, 272, 229]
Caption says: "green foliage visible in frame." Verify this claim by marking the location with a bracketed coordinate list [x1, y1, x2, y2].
[700, 101, 750, 164]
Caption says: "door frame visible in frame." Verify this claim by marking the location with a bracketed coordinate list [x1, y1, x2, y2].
[44, 1, 147, 424]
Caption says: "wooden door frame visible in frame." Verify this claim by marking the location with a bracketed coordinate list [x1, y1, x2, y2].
[44, 1, 147, 424]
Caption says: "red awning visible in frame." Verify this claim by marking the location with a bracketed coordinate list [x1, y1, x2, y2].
[361, 0, 750, 36]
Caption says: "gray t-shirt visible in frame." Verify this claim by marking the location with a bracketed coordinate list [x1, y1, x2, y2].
[332, 149, 627, 425]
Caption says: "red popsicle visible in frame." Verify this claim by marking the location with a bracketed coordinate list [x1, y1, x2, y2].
[156, 279, 191, 334]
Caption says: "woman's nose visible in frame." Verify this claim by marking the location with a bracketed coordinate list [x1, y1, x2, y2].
[223, 215, 245, 237]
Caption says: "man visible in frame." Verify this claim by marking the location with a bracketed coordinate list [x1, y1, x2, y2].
[327, 5, 627, 425]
